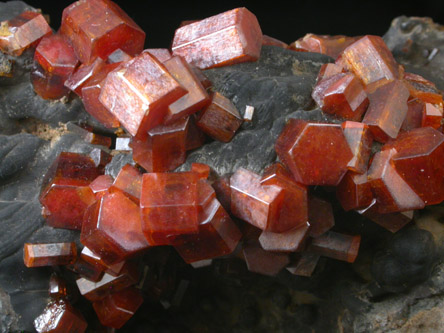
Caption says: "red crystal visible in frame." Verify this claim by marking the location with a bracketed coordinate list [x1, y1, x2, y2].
[0, 11, 52, 56]
[31, 63, 70, 100]
[342, 121, 373, 173]
[34, 33, 78, 77]
[401, 99, 424, 132]
[174, 197, 242, 263]
[312, 73, 369, 121]
[230, 167, 307, 232]
[362, 80, 409, 142]
[336, 172, 373, 211]
[422, 103, 443, 129]
[140, 172, 199, 245]
[93, 287, 143, 329]
[130, 117, 188, 172]
[308, 196, 335, 237]
[60, 0, 145, 64]
[185, 115, 207, 150]
[368, 148, 425, 213]
[359, 199, 414, 233]
[163, 56, 210, 124]
[143, 48, 172, 62]
[40, 155, 98, 230]
[99, 52, 187, 137]
[34, 299, 87, 333]
[76, 263, 139, 301]
[404, 72, 443, 105]
[65, 58, 106, 97]
[49, 274, 68, 299]
[242, 243, 289, 276]
[308, 231, 360, 263]
[108, 164, 142, 204]
[275, 119, 353, 186]
[172, 7, 262, 69]
[89, 174, 113, 199]
[340, 35, 401, 85]
[196, 92, 243, 143]
[24, 242, 77, 267]
[289, 34, 360, 59]
[316, 63, 344, 82]
[258, 222, 310, 252]
[388, 127, 444, 205]
[191, 163, 211, 180]
[67, 256, 104, 282]
[212, 174, 232, 213]
[80, 246, 125, 276]
[81, 62, 121, 128]
[81, 191, 150, 265]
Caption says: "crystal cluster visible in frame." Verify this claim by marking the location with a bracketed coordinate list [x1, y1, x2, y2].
[9, 0, 443, 330]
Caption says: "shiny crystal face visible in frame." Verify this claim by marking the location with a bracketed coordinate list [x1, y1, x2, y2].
[13, 1, 444, 331]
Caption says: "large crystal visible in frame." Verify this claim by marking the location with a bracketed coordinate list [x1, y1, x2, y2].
[60, 0, 145, 64]
[275, 119, 353, 186]
[99, 52, 187, 137]
[172, 7, 262, 69]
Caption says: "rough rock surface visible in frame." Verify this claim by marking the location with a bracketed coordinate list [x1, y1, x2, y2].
[0, 2, 443, 331]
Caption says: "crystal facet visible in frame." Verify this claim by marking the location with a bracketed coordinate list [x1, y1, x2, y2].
[61, 0, 145, 64]
[99, 52, 187, 137]
[196, 92, 243, 143]
[24, 242, 77, 267]
[275, 119, 353, 186]
[172, 7, 262, 69]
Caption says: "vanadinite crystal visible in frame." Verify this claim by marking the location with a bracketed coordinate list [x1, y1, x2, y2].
[34, 33, 79, 77]
[387, 127, 444, 205]
[99, 52, 187, 137]
[24, 242, 77, 267]
[286, 252, 320, 277]
[342, 121, 373, 174]
[40, 152, 100, 229]
[49, 274, 68, 299]
[0, 11, 52, 56]
[258, 222, 310, 252]
[171, 7, 262, 69]
[340, 35, 402, 85]
[60, 0, 145, 64]
[312, 73, 369, 121]
[362, 80, 409, 142]
[34, 299, 87, 333]
[80, 62, 121, 128]
[130, 117, 189, 172]
[196, 92, 243, 143]
[242, 243, 290, 276]
[308, 231, 361, 263]
[76, 263, 139, 301]
[31, 63, 71, 100]
[289, 34, 359, 58]
[308, 196, 335, 237]
[368, 148, 425, 213]
[275, 119, 353, 186]
[81, 191, 150, 265]
[163, 56, 210, 124]
[140, 172, 199, 245]
[108, 164, 142, 204]
[174, 179, 242, 263]
[422, 103, 443, 129]
[93, 287, 143, 329]
[336, 172, 373, 211]
[230, 167, 307, 232]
